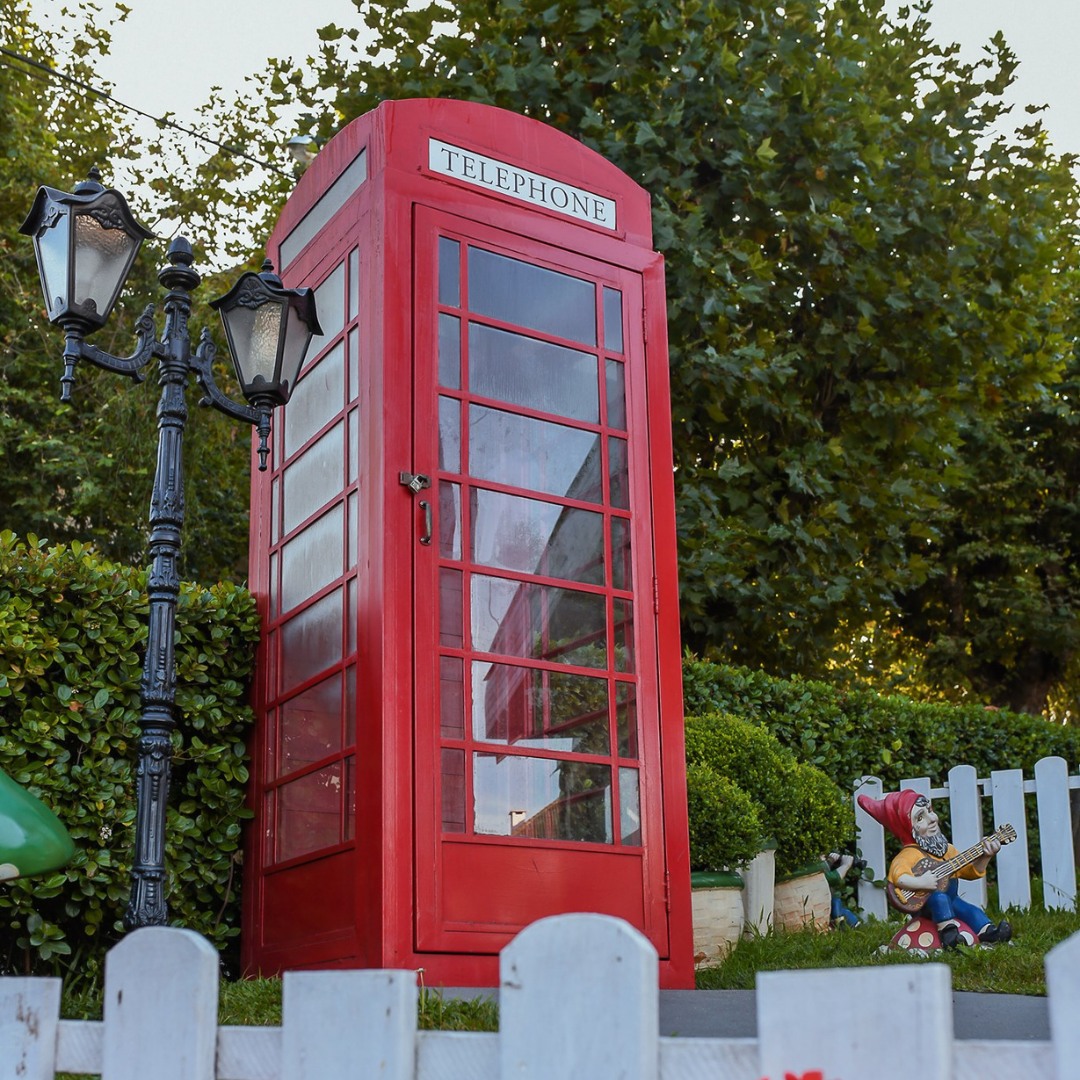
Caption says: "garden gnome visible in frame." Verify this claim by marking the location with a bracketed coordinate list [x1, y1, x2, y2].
[857, 789, 1011, 948]
[0, 768, 74, 881]
[824, 851, 863, 928]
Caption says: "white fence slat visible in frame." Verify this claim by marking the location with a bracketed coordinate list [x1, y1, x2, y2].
[659, 1037, 759, 1079]
[990, 768, 1031, 911]
[0, 977, 60, 1080]
[56, 1019, 103, 1074]
[416, 1031, 497, 1080]
[102, 927, 219, 1080]
[855, 775, 887, 919]
[949, 764, 986, 909]
[281, 969, 416, 1080]
[1035, 756, 1076, 911]
[217, 1026, 282, 1080]
[953, 1041, 1054, 1079]
[1045, 927, 1080, 1080]
[900, 775, 932, 797]
[757, 963, 953, 1080]
[499, 913, 658, 1079]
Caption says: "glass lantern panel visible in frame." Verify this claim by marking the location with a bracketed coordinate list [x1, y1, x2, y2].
[34, 213, 71, 315]
[72, 210, 138, 319]
[280, 304, 314, 397]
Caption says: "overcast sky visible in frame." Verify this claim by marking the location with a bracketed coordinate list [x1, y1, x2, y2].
[28, 1, 1080, 161]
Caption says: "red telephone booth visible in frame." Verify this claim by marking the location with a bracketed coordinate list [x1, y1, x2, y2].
[242, 99, 693, 988]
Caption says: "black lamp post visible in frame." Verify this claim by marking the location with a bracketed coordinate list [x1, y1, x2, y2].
[20, 168, 321, 929]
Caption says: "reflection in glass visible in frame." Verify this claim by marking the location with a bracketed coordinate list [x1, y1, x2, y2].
[468, 247, 596, 346]
[439, 568, 464, 649]
[608, 435, 629, 509]
[282, 422, 344, 535]
[471, 574, 607, 668]
[471, 488, 603, 585]
[308, 261, 346, 357]
[611, 516, 632, 591]
[606, 359, 626, 430]
[439, 237, 460, 306]
[283, 341, 345, 458]
[279, 503, 343, 613]
[440, 656, 465, 738]
[442, 748, 466, 833]
[276, 762, 342, 861]
[279, 674, 341, 776]
[439, 313, 460, 389]
[619, 767, 641, 845]
[439, 481, 461, 559]
[474, 755, 611, 843]
[616, 682, 638, 758]
[469, 405, 601, 502]
[469, 323, 597, 422]
[439, 396, 460, 473]
[472, 662, 609, 752]
[603, 287, 623, 353]
[280, 587, 342, 691]
[614, 599, 635, 673]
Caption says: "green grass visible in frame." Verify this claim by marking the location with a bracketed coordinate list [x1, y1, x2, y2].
[696, 902, 1080, 996]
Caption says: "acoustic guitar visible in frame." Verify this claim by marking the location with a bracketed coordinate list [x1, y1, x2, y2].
[885, 823, 1017, 915]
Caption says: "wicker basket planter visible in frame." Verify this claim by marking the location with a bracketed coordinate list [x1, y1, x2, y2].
[690, 870, 744, 966]
[773, 861, 831, 931]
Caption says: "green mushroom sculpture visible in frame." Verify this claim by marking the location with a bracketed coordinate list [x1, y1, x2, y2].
[0, 769, 75, 881]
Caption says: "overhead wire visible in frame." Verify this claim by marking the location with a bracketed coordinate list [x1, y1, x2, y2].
[0, 45, 292, 178]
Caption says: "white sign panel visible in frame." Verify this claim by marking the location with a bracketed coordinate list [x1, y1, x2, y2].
[429, 139, 616, 230]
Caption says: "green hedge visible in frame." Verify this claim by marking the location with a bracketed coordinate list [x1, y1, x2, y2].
[0, 533, 260, 977]
[683, 658, 1080, 793]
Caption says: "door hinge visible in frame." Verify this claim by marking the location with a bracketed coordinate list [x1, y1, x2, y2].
[653, 577, 660, 614]
[664, 869, 671, 913]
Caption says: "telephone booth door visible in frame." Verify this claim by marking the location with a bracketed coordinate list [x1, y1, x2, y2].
[411, 209, 669, 956]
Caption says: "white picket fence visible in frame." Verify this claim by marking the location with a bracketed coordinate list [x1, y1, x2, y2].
[855, 755, 1080, 919]
[5, 914, 1080, 1080]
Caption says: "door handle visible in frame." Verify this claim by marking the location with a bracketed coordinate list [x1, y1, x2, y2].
[418, 500, 432, 545]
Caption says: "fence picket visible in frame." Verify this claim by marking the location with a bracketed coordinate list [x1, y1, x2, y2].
[281, 970, 416, 1080]
[1045, 927, 1080, 1080]
[990, 768, 1031, 911]
[757, 963, 953, 1080]
[855, 775, 887, 919]
[949, 764, 986, 909]
[0, 977, 60, 1080]
[101, 926, 219, 1080]
[1035, 756, 1076, 911]
[499, 913, 658, 1079]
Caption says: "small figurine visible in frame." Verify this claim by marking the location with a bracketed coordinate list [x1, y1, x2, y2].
[0, 768, 74, 881]
[857, 790, 1013, 949]
[824, 851, 864, 928]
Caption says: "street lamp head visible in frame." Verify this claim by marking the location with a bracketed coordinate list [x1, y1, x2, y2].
[19, 167, 154, 332]
[210, 260, 322, 408]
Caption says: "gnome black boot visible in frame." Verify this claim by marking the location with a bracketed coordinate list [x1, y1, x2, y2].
[938, 922, 962, 949]
[979, 920, 1012, 944]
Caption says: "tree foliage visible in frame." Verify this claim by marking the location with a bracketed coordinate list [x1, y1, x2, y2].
[229, 0, 1080, 713]
[0, 0, 257, 583]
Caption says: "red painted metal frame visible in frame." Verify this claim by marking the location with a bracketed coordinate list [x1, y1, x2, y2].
[243, 99, 693, 988]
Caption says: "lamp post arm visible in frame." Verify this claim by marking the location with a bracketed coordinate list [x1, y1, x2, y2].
[190, 328, 275, 470]
[59, 305, 160, 401]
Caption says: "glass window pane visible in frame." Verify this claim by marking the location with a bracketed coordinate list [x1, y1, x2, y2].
[472, 662, 610, 753]
[474, 755, 612, 843]
[439, 313, 461, 389]
[280, 587, 342, 691]
[606, 360, 626, 430]
[308, 261, 346, 357]
[345, 665, 356, 745]
[603, 287, 623, 353]
[614, 599, 634, 673]
[439, 396, 461, 473]
[280, 503, 343, 613]
[469, 405, 602, 503]
[471, 488, 603, 585]
[439, 481, 461, 559]
[611, 516, 632, 591]
[345, 755, 356, 841]
[346, 576, 357, 655]
[471, 574, 607, 668]
[608, 436, 629, 509]
[440, 568, 464, 648]
[442, 748, 466, 833]
[469, 323, 597, 422]
[440, 656, 465, 739]
[276, 763, 342, 861]
[348, 327, 359, 402]
[619, 767, 641, 845]
[282, 422, 344, 535]
[616, 682, 638, 758]
[284, 340, 345, 458]
[271, 477, 280, 544]
[348, 247, 360, 321]
[468, 247, 596, 346]
[439, 237, 460, 306]
[279, 674, 341, 776]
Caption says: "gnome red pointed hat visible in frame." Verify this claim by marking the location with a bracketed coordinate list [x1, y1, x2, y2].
[857, 789, 920, 846]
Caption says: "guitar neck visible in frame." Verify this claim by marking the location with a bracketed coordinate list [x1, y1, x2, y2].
[933, 831, 1000, 880]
